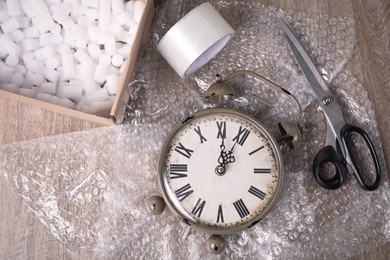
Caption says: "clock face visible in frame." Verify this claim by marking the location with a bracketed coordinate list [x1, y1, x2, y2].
[158, 108, 283, 234]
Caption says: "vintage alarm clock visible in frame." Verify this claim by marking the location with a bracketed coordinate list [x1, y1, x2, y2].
[146, 70, 303, 254]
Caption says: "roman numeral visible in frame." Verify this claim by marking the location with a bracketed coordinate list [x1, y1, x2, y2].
[233, 199, 250, 218]
[194, 126, 207, 143]
[248, 185, 266, 200]
[169, 164, 188, 179]
[254, 168, 271, 174]
[249, 145, 264, 155]
[232, 126, 250, 146]
[216, 121, 226, 139]
[191, 198, 206, 218]
[175, 183, 194, 202]
[217, 204, 224, 223]
[175, 142, 194, 159]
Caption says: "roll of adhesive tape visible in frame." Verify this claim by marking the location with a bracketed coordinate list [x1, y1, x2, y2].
[157, 2, 235, 78]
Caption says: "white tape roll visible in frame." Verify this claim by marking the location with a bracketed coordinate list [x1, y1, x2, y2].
[157, 2, 235, 78]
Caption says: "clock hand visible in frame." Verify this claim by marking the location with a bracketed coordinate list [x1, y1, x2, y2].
[218, 139, 227, 166]
[225, 143, 236, 164]
[219, 141, 236, 165]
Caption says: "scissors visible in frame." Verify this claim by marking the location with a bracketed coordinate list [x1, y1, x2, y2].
[282, 21, 381, 191]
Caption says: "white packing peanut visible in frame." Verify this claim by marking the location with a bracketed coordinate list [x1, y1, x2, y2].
[94, 63, 109, 84]
[62, 17, 77, 30]
[0, 11, 9, 24]
[52, 11, 69, 25]
[1, 17, 21, 34]
[28, 70, 44, 86]
[82, 100, 113, 115]
[117, 44, 131, 58]
[22, 38, 39, 51]
[45, 54, 62, 70]
[86, 9, 99, 21]
[62, 84, 83, 100]
[83, 79, 100, 95]
[50, 24, 62, 34]
[34, 45, 56, 60]
[99, 53, 112, 65]
[115, 11, 133, 28]
[51, 2, 72, 17]
[20, 0, 49, 18]
[0, 34, 22, 56]
[15, 65, 27, 75]
[133, 0, 145, 24]
[23, 58, 44, 74]
[50, 33, 63, 45]
[47, 0, 62, 4]
[78, 60, 95, 80]
[85, 87, 110, 104]
[87, 43, 102, 60]
[76, 16, 90, 26]
[74, 49, 92, 64]
[10, 30, 24, 43]
[111, 54, 123, 68]
[108, 65, 118, 74]
[112, 0, 124, 15]
[96, 31, 115, 45]
[16, 16, 30, 29]
[36, 92, 53, 102]
[10, 73, 24, 86]
[109, 23, 128, 41]
[104, 43, 117, 56]
[56, 81, 68, 98]
[69, 79, 84, 89]
[31, 12, 56, 33]
[59, 98, 76, 109]
[124, 0, 135, 13]
[99, 0, 112, 31]
[0, 83, 18, 93]
[0, 48, 7, 60]
[19, 87, 37, 97]
[87, 25, 99, 42]
[81, 0, 99, 8]
[119, 62, 126, 74]
[43, 67, 60, 82]
[39, 33, 52, 47]
[0, 63, 15, 83]
[5, 55, 19, 67]
[40, 82, 57, 95]
[61, 52, 76, 81]
[6, 0, 22, 16]
[106, 74, 119, 95]
[46, 95, 62, 106]
[128, 20, 138, 36]
[57, 43, 72, 54]
[23, 27, 40, 39]
[71, 3, 88, 17]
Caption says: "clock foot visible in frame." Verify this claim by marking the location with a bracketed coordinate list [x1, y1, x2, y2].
[206, 235, 226, 254]
[145, 195, 166, 215]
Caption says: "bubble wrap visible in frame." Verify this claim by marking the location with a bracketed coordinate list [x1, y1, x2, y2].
[1, 1, 390, 259]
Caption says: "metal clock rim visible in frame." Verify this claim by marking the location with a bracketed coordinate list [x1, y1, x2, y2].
[157, 107, 284, 235]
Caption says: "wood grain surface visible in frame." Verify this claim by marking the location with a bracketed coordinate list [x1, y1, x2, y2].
[1, 0, 389, 259]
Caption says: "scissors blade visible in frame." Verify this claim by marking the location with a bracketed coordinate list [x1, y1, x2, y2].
[282, 21, 347, 144]
[282, 21, 331, 101]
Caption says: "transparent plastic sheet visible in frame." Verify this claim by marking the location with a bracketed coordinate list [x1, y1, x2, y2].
[0, 1, 390, 259]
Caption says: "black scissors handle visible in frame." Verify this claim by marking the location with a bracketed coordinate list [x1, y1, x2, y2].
[313, 145, 344, 189]
[313, 124, 381, 191]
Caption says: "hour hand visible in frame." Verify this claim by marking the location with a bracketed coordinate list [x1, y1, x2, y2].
[218, 140, 236, 166]
[218, 139, 226, 165]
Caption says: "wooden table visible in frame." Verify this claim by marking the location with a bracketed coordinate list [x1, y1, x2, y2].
[0, 0, 389, 259]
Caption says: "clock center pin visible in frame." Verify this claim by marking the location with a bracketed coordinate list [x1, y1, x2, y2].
[215, 165, 226, 176]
